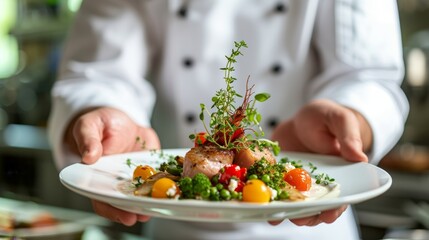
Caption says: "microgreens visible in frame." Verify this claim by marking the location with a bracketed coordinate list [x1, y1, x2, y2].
[281, 158, 304, 169]
[125, 158, 135, 168]
[315, 173, 336, 185]
[308, 162, 317, 174]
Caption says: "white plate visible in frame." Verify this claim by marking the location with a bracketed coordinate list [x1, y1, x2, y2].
[59, 149, 392, 222]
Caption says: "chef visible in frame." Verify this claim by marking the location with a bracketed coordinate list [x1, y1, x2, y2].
[48, 0, 408, 239]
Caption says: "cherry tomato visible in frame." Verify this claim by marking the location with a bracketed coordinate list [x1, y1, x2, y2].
[133, 165, 156, 180]
[194, 132, 208, 146]
[242, 179, 271, 203]
[283, 168, 312, 191]
[151, 178, 178, 198]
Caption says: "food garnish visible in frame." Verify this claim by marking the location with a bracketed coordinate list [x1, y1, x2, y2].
[189, 40, 280, 155]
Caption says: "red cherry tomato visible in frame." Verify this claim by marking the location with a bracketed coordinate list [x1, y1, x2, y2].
[194, 132, 207, 147]
[283, 168, 312, 191]
[218, 164, 247, 192]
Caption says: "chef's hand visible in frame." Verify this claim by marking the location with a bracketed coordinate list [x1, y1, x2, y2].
[271, 99, 373, 226]
[64, 107, 161, 226]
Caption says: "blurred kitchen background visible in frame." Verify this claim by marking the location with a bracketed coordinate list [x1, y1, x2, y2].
[1, 0, 429, 239]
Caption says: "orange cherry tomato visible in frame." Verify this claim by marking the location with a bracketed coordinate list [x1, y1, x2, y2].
[283, 168, 312, 191]
[242, 179, 271, 203]
[133, 165, 156, 180]
[194, 132, 208, 146]
[151, 178, 178, 198]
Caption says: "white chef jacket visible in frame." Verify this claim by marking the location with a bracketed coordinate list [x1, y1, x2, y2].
[48, 0, 408, 239]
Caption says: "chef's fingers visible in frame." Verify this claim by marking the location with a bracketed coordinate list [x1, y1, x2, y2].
[317, 205, 348, 224]
[267, 220, 283, 226]
[289, 100, 342, 156]
[271, 120, 309, 152]
[289, 205, 348, 226]
[92, 200, 150, 226]
[137, 215, 151, 222]
[72, 114, 104, 165]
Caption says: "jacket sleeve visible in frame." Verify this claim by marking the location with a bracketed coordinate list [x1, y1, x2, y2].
[48, 0, 156, 169]
[308, 0, 409, 164]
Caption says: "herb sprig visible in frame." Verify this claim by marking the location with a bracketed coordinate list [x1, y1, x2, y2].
[190, 40, 279, 155]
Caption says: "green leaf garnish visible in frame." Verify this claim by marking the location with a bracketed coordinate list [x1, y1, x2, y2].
[255, 93, 270, 102]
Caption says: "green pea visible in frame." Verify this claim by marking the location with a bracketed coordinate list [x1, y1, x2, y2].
[248, 174, 258, 180]
[200, 189, 210, 200]
[220, 189, 231, 200]
[278, 190, 289, 200]
[211, 175, 219, 185]
[261, 174, 270, 183]
[230, 191, 239, 199]
[210, 187, 220, 201]
[237, 192, 243, 200]
[216, 183, 224, 190]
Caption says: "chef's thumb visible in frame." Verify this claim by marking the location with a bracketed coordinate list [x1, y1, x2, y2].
[73, 123, 103, 165]
[333, 108, 369, 163]
[80, 137, 103, 164]
[338, 137, 368, 163]
[331, 116, 368, 163]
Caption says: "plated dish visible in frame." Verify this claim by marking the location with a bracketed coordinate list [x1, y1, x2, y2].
[0, 197, 108, 239]
[60, 41, 391, 222]
[59, 149, 392, 222]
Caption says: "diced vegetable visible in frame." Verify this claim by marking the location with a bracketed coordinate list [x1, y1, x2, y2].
[194, 132, 208, 147]
[218, 164, 247, 192]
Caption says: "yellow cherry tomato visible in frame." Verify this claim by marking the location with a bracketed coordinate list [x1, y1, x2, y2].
[151, 178, 178, 198]
[242, 179, 271, 203]
[133, 165, 156, 180]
